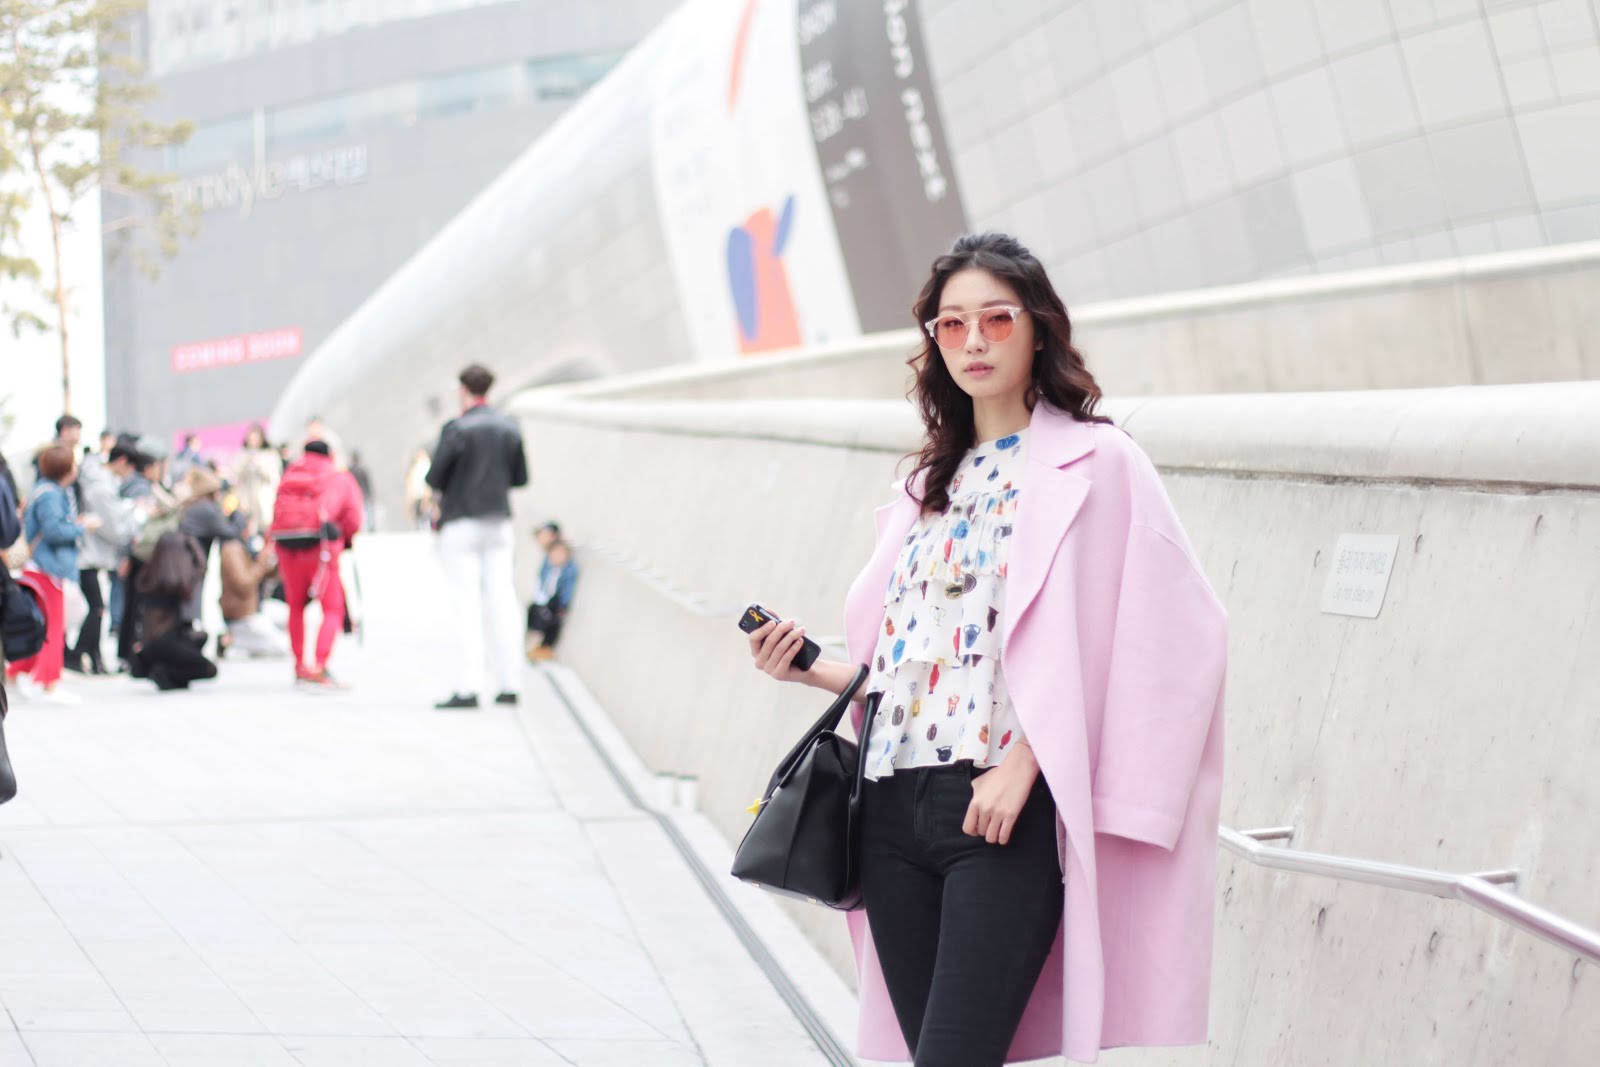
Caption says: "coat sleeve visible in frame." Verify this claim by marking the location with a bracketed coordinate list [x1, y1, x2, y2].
[509, 427, 529, 489]
[1091, 521, 1227, 850]
[335, 473, 364, 540]
[87, 475, 139, 547]
[34, 490, 81, 547]
[425, 425, 458, 492]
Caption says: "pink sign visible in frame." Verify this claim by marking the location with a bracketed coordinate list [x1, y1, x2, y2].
[171, 327, 303, 373]
[172, 420, 264, 462]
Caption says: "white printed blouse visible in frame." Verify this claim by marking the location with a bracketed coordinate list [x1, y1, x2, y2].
[863, 429, 1029, 780]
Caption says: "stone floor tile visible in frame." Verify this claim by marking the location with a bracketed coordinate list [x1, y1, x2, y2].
[14, 1032, 164, 1067]
[0, 1032, 33, 1067]
[148, 1033, 301, 1065]
[278, 1035, 434, 1066]
[544, 1038, 705, 1066]
[0, 536, 834, 1067]
[406, 1038, 570, 1065]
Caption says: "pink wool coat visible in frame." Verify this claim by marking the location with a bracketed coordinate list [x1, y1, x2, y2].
[842, 401, 1228, 1064]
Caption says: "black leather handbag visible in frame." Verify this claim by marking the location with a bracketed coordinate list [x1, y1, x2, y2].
[731, 664, 877, 910]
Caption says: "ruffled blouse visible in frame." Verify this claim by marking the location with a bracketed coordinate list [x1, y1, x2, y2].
[863, 430, 1028, 779]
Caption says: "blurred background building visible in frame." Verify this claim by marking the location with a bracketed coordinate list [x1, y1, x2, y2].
[91, 0, 1600, 506]
[102, 0, 679, 455]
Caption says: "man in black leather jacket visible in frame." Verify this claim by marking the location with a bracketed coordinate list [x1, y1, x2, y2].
[427, 364, 530, 710]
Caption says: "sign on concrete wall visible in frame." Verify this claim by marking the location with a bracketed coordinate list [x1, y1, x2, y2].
[171, 327, 304, 373]
[1321, 534, 1401, 619]
[798, 0, 969, 332]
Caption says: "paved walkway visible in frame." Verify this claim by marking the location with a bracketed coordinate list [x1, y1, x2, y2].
[0, 535, 828, 1067]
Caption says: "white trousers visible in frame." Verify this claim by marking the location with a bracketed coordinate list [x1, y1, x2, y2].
[437, 517, 523, 697]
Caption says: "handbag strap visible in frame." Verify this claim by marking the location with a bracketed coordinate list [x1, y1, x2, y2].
[761, 664, 871, 800]
[850, 690, 881, 810]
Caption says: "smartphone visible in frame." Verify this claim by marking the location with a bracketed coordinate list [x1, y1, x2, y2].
[739, 604, 821, 671]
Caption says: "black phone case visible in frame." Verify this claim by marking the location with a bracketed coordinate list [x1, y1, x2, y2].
[740, 605, 821, 671]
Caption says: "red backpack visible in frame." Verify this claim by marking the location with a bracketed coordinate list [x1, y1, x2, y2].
[270, 464, 337, 549]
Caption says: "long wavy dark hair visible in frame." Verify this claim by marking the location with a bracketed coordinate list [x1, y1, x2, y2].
[137, 532, 206, 600]
[907, 232, 1109, 515]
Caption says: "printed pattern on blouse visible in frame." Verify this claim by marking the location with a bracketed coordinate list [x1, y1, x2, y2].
[864, 430, 1028, 779]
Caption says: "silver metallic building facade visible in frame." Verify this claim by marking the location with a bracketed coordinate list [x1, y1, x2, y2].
[103, 0, 678, 451]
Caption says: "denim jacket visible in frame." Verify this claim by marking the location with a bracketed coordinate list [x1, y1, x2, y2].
[24, 481, 81, 581]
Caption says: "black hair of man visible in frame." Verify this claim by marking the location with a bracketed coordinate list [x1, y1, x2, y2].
[303, 440, 331, 457]
[108, 444, 142, 466]
[55, 414, 82, 436]
[459, 364, 495, 397]
[537, 521, 561, 537]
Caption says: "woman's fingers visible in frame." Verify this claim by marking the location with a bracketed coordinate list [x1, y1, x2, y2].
[746, 620, 775, 658]
[962, 801, 981, 838]
[750, 619, 806, 677]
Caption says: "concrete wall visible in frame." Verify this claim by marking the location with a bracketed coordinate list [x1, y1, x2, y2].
[559, 241, 1600, 408]
[507, 374, 1600, 1065]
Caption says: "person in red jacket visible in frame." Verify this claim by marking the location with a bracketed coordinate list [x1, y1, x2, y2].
[268, 440, 363, 687]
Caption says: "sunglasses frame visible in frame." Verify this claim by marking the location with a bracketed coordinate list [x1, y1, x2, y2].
[923, 305, 1026, 350]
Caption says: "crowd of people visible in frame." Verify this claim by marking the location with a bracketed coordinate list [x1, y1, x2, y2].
[0, 372, 580, 711]
[0, 416, 369, 701]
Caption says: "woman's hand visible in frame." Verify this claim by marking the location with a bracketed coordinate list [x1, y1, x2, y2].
[963, 743, 1041, 845]
[746, 618, 813, 685]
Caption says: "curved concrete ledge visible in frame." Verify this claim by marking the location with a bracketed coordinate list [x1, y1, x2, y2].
[512, 379, 1600, 490]
[1074, 238, 1600, 324]
[1115, 381, 1600, 490]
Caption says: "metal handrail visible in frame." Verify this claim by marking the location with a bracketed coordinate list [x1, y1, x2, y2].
[1223, 826, 1600, 966]
[585, 538, 1600, 968]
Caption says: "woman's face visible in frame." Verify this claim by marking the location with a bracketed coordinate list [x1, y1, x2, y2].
[246, 428, 265, 449]
[932, 269, 1037, 408]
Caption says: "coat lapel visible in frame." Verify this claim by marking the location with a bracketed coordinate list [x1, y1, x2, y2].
[1003, 404, 1096, 642]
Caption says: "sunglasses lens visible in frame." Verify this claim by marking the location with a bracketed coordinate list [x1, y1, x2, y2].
[934, 317, 968, 348]
[978, 309, 1015, 343]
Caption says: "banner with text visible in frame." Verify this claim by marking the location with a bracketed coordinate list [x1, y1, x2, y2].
[798, 0, 970, 332]
[171, 327, 304, 373]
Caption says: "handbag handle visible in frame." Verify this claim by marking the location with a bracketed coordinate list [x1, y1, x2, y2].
[760, 664, 871, 800]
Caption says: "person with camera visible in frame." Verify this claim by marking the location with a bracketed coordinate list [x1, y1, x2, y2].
[744, 234, 1228, 1066]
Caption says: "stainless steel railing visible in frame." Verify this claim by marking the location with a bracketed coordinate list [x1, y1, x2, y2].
[1223, 826, 1600, 965]
[589, 538, 1600, 967]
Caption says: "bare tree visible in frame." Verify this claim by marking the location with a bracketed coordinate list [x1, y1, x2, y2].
[0, 0, 193, 412]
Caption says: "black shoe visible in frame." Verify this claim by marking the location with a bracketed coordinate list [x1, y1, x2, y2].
[494, 692, 518, 706]
[434, 693, 479, 710]
[62, 651, 88, 675]
[88, 656, 111, 676]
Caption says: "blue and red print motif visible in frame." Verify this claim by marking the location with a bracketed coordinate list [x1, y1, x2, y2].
[865, 431, 1030, 779]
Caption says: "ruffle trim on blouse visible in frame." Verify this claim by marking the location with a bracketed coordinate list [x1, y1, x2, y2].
[872, 584, 1005, 673]
[888, 507, 1016, 597]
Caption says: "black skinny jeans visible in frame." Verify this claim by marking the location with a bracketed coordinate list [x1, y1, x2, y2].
[72, 569, 105, 662]
[860, 763, 1063, 1067]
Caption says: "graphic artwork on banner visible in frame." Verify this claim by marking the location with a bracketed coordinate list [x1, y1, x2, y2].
[728, 196, 803, 352]
[651, 0, 860, 362]
[798, 0, 970, 332]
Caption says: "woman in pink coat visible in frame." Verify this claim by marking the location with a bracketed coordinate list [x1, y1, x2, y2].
[746, 232, 1227, 1064]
